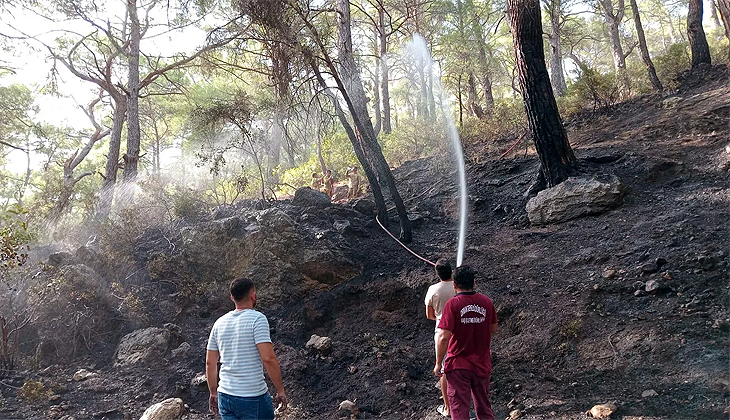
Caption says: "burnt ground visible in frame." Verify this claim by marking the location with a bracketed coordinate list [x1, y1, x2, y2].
[0, 67, 728, 420]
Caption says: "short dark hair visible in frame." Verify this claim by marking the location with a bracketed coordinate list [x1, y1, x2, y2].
[230, 278, 255, 301]
[453, 265, 475, 290]
[435, 258, 452, 281]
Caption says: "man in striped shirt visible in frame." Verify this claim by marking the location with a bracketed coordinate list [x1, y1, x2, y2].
[206, 278, 287, 419]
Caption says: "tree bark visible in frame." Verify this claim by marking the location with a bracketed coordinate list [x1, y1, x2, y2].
[124, 0, 141, 183]
[599, 0, 630, 93]
[470, 1, 496, 109]
[688, 0, 712, 67]
[335, 0, 411, 241]
[378, 6, 392, 134]
[630, 0, 663, 92]
[717, 0, 730, 60]
[466, 72, 485, 118]
[545, 0, 567, 96]
[97, 97, 126, 219]
[507, 0, 578, 189]
[373, 27, 382, 137]
[711, 0, 722, 27]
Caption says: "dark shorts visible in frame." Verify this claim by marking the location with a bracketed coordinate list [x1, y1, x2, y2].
[445, 369, 494, 420]
[218, 391, 274, 420]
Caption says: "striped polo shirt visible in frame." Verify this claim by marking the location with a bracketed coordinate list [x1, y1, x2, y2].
[207, 309, 271, 397]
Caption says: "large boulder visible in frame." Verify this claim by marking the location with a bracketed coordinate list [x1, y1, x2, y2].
[292, 187, 331, 208]
[114, 324, 182, 366]
[526, 175, 625, 225]
[139, 398, 184, 420]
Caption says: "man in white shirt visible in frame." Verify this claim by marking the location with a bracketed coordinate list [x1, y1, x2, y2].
[206, 278, 287, 419]
[425, 258, 457, 417]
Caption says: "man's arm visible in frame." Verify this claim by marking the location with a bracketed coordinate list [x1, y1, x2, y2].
[426, 305, 436, 320]
[434, 329, 452, 376]
[205, 350, 220, 415]
[257, 342, 288, 410]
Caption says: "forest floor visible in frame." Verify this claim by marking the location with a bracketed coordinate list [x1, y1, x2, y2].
[1, 66, 728, 420]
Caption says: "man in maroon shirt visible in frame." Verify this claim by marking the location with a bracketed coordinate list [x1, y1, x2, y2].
[434, 265, 498, 420]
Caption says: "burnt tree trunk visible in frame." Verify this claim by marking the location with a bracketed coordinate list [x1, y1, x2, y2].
[312, 62, 388, 228]
[336, 0, 411, 241]
[373, 27, 382, 137]
[717, 0, 730, 60]
[630, 0, 663, 92]
[711, 0, 722, 27]
[688, 0, 712, 67]
[507, 0, 578, 189]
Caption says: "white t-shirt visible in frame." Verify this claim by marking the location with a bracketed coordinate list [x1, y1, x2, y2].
[425, 280, 457, 331]
[207, 309, 271, 397]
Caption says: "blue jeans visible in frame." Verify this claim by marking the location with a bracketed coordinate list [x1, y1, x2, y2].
[218, 391, 275, 420]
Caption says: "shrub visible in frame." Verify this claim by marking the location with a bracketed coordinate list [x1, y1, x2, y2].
[561, 69, 620, 114]
[18, 379, 54, 402]
[654, 43, 691, 90]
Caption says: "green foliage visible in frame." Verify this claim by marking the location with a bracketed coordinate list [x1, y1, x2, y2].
[0, 205, 31, 270]
[653, 43, 691, 90]
[18, 379, 54, 402]
[381, 118, 447, 166]
[460, 99, 526, 148]
[561, 69, 620, 114]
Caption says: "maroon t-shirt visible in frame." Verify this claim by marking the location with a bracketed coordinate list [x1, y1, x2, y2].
[438, 291, 497, 377]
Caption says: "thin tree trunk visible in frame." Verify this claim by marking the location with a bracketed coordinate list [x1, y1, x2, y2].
[97, 97, 127, 219]
[710, 0, 722, 27]
[546, 0, 567, 96]
[378, 6, 392, 134]
[457, 73, 464, 126]
[124, 0, 141, 183]
[507, 0, 578, 189]
[688, 0, 712, 67]
[599, 0, 630, 94]
[336, 0, 411, 241]
[466, 72, 484, 118]
[630, 0, 663, 92]
[717, 0, 730, 60]
[312, 62, 388, 227]
[373, 27, 382, 137]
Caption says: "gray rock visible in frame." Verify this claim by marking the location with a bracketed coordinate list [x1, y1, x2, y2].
[292, 187, 331, 208]
[602, 269, 617, 279]
[72, 369, 97, 381]
[640, 263, 659, 274]
[661, 96, 682, 109]
[48, 252, 76, 268]
[170, 342, 191, 358]
[334, 220, 352, 235]
[526, 175, 625, 225]
[338, 400, 359, 415]
[190, 372, 207, 387]
[139, 398, 184, 420]
[352, 199, 377, 216]
[114, 324, 182, 366]
[645, 279, 660, 293]
[332, 185, 349, 201]
[587, 403, 617, 418]
[641, 389, 658, 398]
[306, 334, 332, 355]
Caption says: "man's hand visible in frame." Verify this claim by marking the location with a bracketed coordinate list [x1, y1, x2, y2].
[275, 392, 288, 412]
[209, 393, 219, 416]
[433, 363, 442, 377]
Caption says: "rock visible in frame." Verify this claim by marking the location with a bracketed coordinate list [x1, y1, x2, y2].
[645, 279, 660, 294]
[602, 269, 617, 279]
[655, 257, 667, 268]
[634, 289, 647, 297]
[72, 369, 97, 382]
[114, 324, 182, 366]
[395, 382, 406, 391]
[170, 342, 191, 358]
[509, 408, 523, 419]
[407, 213, 425, 227]
[712, 319, 730, 332]
[352, 199, 377, 216]
[526, 175, 625, 225]
[292, 187, 331, 208]
[338, 400, 359, 415]
[641, 389, 658, 398]
[190, 372, 207, 387]
[334, 220, 352, 235]
[661, 96, 682, 109]
[305, 334, 332, 355]
[48, 252, 76, 268]
[139, 398, 184, 420]
[587, 403, 617, 418]
[640, 263, 659, 274]
[256, 208, 295, 233]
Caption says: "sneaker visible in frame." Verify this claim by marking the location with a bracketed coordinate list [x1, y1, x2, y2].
[437, 405, 450, 418]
